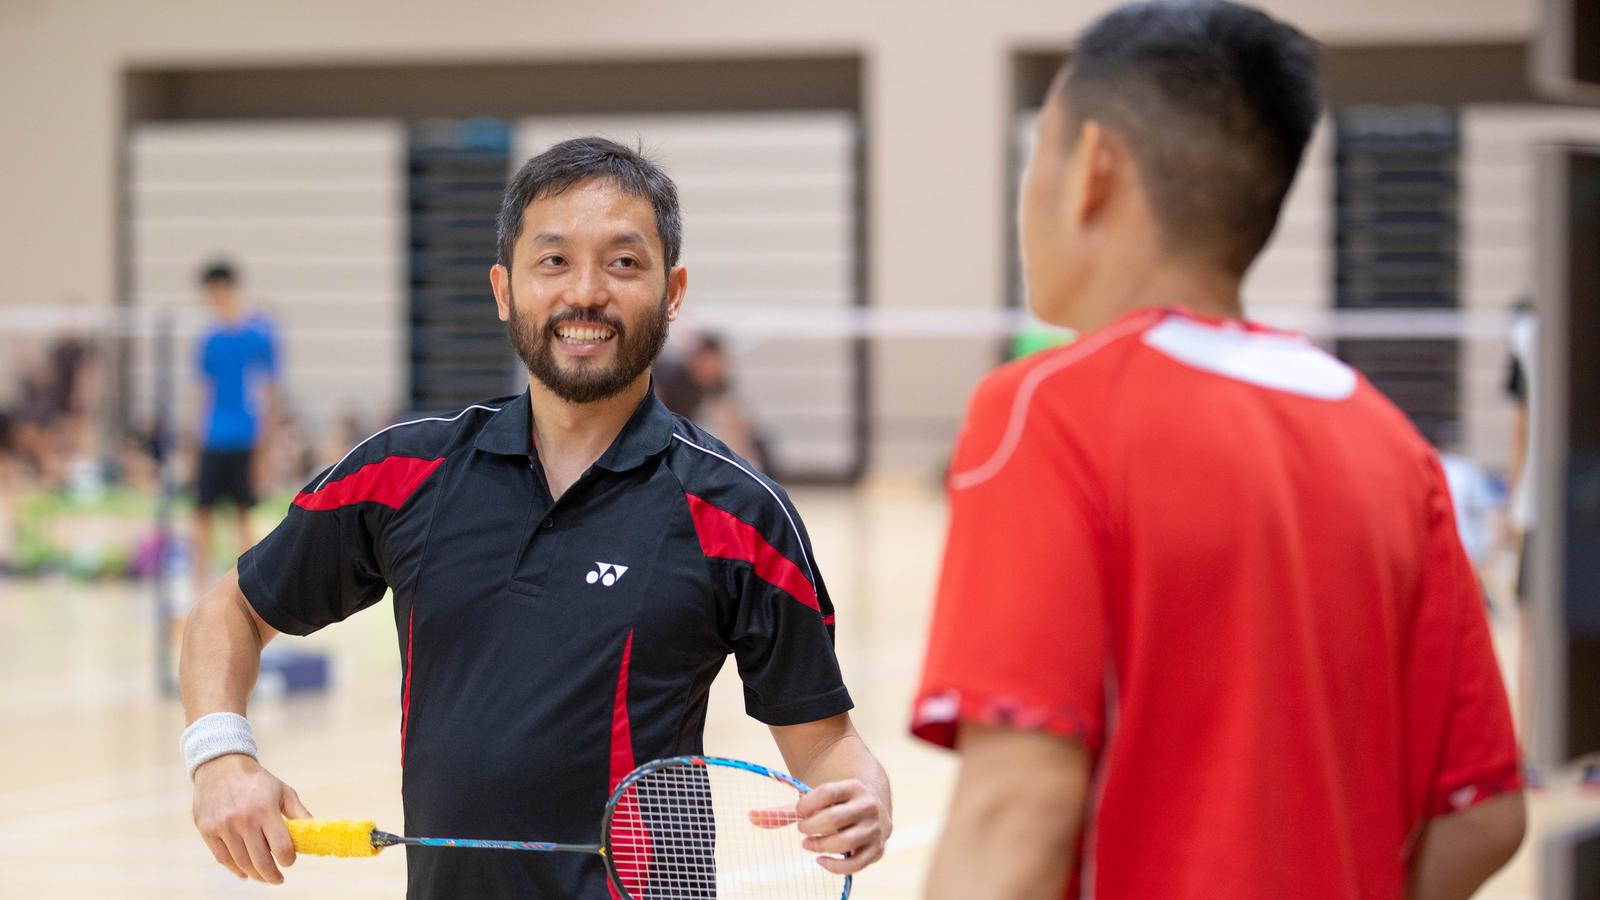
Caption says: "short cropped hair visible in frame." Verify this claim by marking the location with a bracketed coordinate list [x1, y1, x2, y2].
[497, 137, 683, 269]
[198, 260, 237, 286]
[1054, 0, 1322, 273]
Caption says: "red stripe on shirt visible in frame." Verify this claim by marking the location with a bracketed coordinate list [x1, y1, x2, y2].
[608, 630, 636, 792]
[684, 492, 821, 613]
[401, 606, 415, 768]
[607, 631, 650, 899]
[293, 456, 444, 511]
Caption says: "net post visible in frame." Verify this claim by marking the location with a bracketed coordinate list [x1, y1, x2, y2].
[153, 309, 178, 698]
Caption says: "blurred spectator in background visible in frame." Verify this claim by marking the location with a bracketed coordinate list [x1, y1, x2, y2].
[311, 410, 366, 476]
[1438, 448, 1504, 644]
[257, 408, 310, 497]
[48, 326, 96, 422]
[49, 322, 105, 499]
[1439, 450, 1500, 575]
[9, 352, 65, 487]
[115, 427, 159, 494]
[1507, 299, 1538, 605]
[655, 333, 768, 471]
[5, 329, 100, 491]
[0, 407, 18, 571]
[190, 260, 278, 593]
[1502, 298, 1574, 785]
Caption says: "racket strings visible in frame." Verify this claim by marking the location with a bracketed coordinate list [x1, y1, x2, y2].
[608, 763, 843, 899]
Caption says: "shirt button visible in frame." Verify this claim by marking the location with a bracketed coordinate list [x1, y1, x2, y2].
[541, 518, 554, 529]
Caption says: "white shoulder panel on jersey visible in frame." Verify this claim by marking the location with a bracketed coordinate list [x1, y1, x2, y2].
[1142, 317, 1357, 401]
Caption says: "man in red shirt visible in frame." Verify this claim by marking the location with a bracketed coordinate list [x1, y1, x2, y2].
[911, 3, 1526, 899]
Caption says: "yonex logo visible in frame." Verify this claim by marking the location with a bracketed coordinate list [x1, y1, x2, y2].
[586, 562, 629, 587]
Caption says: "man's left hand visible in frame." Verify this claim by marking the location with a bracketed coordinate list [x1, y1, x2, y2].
[791, 778, 892, 874]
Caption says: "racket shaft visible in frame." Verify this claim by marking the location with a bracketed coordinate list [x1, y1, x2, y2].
[378, 832, 600, 855]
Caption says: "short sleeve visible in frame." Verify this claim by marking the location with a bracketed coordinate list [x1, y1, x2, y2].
[237, 463, 395, 636]
[690, 491, 853, 726]
[912, 370, 1109, 753]
[1412, 457, 1522, 819]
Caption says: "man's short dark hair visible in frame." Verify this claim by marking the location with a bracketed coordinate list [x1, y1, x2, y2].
[1054, 0, 1321, 274]
[198, 260, 237, 286]
[497, 137, 683, 270]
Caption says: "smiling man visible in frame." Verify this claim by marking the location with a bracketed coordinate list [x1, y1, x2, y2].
[179, 137, 891, 898]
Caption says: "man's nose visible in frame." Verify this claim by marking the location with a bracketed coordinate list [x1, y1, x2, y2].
[566, 262, 611, 309]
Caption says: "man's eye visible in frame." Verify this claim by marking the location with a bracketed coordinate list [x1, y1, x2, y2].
[613, 257, 638, 269]
[541, 255, 566, 267]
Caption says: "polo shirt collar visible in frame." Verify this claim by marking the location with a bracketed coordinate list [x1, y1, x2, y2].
[473, 384, 676, 473]
[595, 387, 676, 473]
[474, 391, 534, 457]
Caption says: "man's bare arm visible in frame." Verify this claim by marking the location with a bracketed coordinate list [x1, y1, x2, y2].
[925, 722, 1091, 900]
[181, 568, 275, 720]
[1405, 792, 1526, 900]
[179, 567, 310, 884]
[768, 713, 893, 874]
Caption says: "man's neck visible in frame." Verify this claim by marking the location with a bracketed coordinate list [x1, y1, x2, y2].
[1125, 263, 1243, 321]
[526, 373, 651, 498]
[1083, 252, 1244, 332]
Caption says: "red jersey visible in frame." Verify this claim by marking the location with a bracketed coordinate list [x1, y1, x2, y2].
[912, 307, 1520, 900]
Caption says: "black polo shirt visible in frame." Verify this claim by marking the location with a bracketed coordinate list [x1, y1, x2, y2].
[238, 389, 852, 899]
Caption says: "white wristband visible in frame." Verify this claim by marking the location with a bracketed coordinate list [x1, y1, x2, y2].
[181, 712, 258, 779]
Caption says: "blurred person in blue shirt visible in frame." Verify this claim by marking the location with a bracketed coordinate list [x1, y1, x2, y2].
[192, 260, 278, 592]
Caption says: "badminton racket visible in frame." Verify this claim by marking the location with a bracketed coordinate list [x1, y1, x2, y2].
[287, 755, 852, 899]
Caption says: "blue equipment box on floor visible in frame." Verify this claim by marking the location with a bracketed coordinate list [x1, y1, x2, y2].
[255, 650, 331, 697]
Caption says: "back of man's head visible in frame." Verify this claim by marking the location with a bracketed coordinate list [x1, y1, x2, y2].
[1055, 0, 1321, 275]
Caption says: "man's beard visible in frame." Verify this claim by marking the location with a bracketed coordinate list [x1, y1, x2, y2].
[505, 286, 671, 404]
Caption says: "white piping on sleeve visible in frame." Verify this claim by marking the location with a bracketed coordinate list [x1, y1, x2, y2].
[670, 432, 817, 587]
[949, 313, 1155, 492]
[312, 404, 502, 491]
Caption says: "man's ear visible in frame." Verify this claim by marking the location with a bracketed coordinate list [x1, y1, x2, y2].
[490, 263, 512, 323]
[665, 266, 688, 323]
[1066, 120, 1117, 231]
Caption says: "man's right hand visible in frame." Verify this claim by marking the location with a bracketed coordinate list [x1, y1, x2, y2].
[191, 754, 311, 884]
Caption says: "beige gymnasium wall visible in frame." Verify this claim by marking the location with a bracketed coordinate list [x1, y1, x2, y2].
[0, 0, 1535, 474]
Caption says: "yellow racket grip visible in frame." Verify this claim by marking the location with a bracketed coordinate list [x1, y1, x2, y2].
[286, 818, 381, 858]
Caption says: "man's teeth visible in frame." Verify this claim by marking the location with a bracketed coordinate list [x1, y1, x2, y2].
[556, 326, 615, 343]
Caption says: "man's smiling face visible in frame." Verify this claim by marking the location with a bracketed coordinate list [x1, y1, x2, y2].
[498, 177, 681, 404]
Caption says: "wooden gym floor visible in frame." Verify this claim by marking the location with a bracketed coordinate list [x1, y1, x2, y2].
[0, 482, 1590, 898]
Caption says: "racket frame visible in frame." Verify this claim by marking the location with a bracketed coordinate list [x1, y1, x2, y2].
[600, 755, 852, 900]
